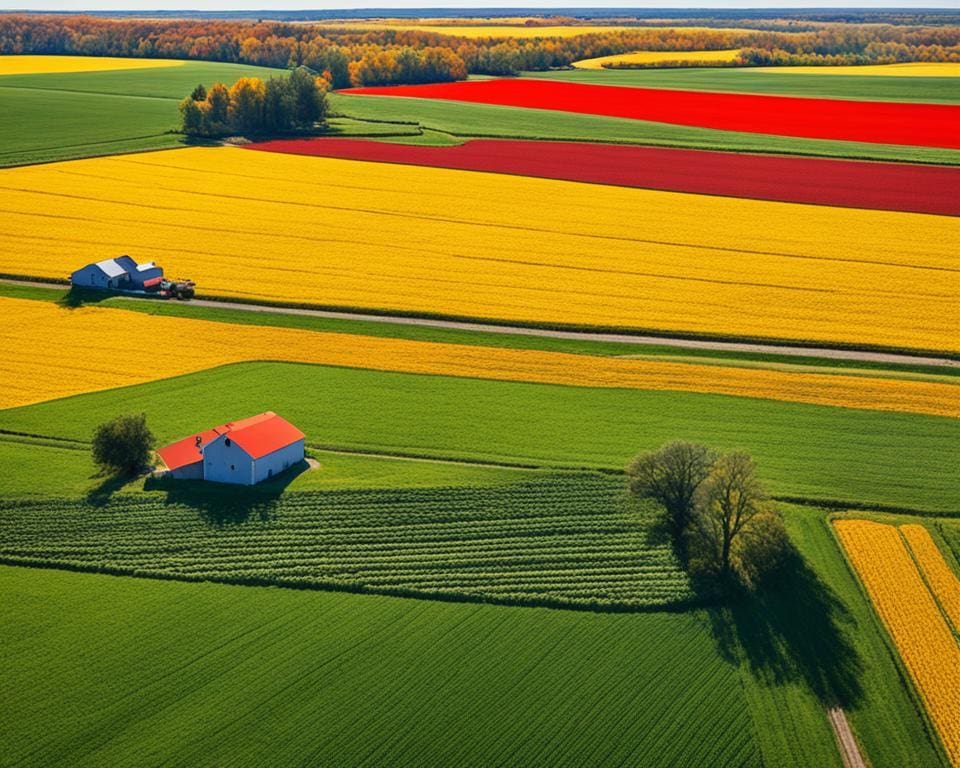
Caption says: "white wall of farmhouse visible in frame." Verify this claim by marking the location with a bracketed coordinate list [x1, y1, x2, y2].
[201, 435, 305, 486]
[203, 434, 255, 485]
[251, 439, 305, 484]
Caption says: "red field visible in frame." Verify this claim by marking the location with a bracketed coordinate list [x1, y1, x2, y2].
[345, 79, 960, 149]
[245, 138, 960, 216]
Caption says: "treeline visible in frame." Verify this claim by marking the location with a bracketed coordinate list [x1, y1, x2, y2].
[1, 14, 959, 85]
[605, 26, 960, 69]
[179, 67, 326, 137]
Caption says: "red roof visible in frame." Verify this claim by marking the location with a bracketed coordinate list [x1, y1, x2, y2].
[142, 276, 163, 288]
[157, 412, 304, 471]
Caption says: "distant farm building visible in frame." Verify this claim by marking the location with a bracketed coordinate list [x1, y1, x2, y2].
[157, 412, 305, 486]
[71, 254, 163, 291]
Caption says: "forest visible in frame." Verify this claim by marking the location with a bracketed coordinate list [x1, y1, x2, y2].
[1, 14, 959, 84]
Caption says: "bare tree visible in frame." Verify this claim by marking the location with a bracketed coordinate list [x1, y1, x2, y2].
[626, 441, 717, 543]
[688, 451, 787, 587]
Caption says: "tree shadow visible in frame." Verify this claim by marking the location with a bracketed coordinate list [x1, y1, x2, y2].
[705, 546, 864, 709]
[86, 471, 141, 507]
[143, 460, 310, 527]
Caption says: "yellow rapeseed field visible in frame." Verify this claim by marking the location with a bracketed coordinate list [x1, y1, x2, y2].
[758, 62, 960, 77]
[573, 49, 741, 69]
[317, 23, 755, 38]
[835, 520, 960, 766]
[0, 55, 184, 76]
[2, 296, 959, 416]
[901, 524, 960, 633]
[0, 147, 957, 353]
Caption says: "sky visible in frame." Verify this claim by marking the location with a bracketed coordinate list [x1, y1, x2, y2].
[2, 0, 957, 9]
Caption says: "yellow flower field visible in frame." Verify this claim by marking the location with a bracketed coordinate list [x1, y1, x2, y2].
[835, 520, 960, 766]
[0, 147, 957, 353]
[318, 23, 755, 38]
[758, 62, 960, 77]
[901, 524, 960, 633]
[573, 49, 741, 69]
[0, 55, 184, 76]
[1, 296, 959, 416]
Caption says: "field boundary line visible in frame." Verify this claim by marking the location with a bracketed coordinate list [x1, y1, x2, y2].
[827, 707, 867, 768]
[3, 277, 954, 367]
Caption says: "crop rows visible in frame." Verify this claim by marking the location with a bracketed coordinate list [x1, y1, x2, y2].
[247, 137, 960, 216]
[0, 475, 694, 610]
[3, 565, 760, 767]
[5, 295, 959, 417]
[901, 524, 960, 633]
[1, 147, 957, 352]
[346, 78, 960, 149]
[834, 519, 960, 765]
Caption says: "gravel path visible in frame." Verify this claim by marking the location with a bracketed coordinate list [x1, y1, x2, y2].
[185, 298, 958, 368]
[3, 278, 956, 368]
[827, 707, 867, 768]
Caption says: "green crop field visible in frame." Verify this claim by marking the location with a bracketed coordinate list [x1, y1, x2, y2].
[1, 565, 765, 768]
[0, 61, 282, 166]
[0, 500, 943, 768]
[1, 361, 957, 512]
[0, 473, 694, 610]
[525, 67, 960, 104]
[330, 92, 960, 165]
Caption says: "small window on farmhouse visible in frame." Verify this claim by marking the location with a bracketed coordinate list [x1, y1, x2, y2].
[230, 464, 235, 471]
[225, 438, 232, 447]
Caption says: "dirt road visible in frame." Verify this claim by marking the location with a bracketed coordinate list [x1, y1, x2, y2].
[3, 278, 956, 368]
[827, 707, 867, 768]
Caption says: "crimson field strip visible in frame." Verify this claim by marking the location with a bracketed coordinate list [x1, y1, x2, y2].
[245, 138, 960, 217]
[345, 79, 960, 150]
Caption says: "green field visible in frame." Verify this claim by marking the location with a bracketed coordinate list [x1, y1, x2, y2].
[330, 92, 960, 165]
[0, 473, 694, 610]
[1, 565, 766, 768]
[3, 58, 959, 168]
[0, 61, 281, 166]
[525, 67, 960, 104]
[1, 361, 956, 512]
[1, 497, 944, 768]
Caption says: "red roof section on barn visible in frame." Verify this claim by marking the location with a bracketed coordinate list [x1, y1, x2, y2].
[157, 412, 304, 470]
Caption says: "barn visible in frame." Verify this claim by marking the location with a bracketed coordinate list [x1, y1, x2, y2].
[71, 254, 163, 291]
[157, 412, 305, 486]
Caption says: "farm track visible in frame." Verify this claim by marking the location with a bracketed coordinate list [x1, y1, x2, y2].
[2, 278, 955, 369]
[828, 707, 867, 768]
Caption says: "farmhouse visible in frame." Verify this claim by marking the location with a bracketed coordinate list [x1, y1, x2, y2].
[71, 254, 163, 291]
[157, 412, 305, 486]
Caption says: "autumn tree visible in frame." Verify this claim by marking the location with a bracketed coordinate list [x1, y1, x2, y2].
[206, 82, 230, 127]
[227, 77, 266, 134]
[179, 69, 327, 137]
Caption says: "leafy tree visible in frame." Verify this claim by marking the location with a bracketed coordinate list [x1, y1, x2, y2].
[626, 441, 716, 544]
[189, 83, 207, 101]
[227, 77, 266, 134]
[263, 75, 295, 133]
[91, 413, 156, 476]
[206, 82, 230, 126]
[178, 97, 204, 135]
[288, 66, 327, 126]
[688, 451, 788, 588]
